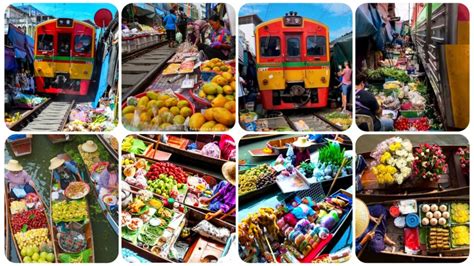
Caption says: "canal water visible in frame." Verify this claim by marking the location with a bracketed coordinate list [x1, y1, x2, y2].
[5, 135, 118, 262]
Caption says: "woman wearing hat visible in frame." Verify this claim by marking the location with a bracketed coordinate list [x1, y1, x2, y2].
[5, 160, 35, 199]
[201, 161, 236, 220]
[355, 199, 396, 255]
[50, 156, 81, 190]
[292, 136, 313, 167]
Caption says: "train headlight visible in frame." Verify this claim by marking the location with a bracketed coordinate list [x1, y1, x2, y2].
[320, 77, 326, 84]
[263, 79, 269, 85]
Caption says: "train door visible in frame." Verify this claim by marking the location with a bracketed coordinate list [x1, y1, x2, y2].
[284, 33, 304, 82]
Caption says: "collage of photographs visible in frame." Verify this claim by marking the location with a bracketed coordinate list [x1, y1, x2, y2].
[1, 0, 471, 265]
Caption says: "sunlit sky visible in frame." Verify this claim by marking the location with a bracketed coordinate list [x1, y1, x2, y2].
[13, 3, 117, 21]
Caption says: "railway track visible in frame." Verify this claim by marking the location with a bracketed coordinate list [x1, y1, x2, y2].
[10, 100, 75, 132]
[262, 110, 345, 131]
[122, 41, 176, 100]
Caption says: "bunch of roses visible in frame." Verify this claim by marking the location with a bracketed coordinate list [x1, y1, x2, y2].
[370, 137, 415, 185]
[456, 147, 469, 174]
[412, 144, 447, 182]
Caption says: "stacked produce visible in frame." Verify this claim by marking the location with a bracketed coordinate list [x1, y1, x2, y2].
[428, 227, 450, 250]
[238, 164, 274, 195]
[9, 193, 56, 263]
[51, 200, 88, 222]
[451, 226, 470, 247]
[146, 174, 183, 199]
[145, 162, 188, 184]
[451, 203, 469, 224]
[123, 90, 194, 131]
[323, 112, 352, 130]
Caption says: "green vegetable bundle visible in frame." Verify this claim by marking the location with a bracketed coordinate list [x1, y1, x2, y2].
[318, 142, 349, 167]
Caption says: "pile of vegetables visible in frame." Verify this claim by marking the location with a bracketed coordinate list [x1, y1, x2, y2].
[146, 174, 185, 199]
[51, 200, 88, 223]
[11, 209, 48, 233]
[299, 161, 316, 177]
[122, 136, 147, 154]
[14, 228, 50, 250]
[145, 162, 188, 183]
[367, 67, 411, 83]
[239, 164, 274, 195]
[318, 142, 347, 167]
[324, 112, 352, 130]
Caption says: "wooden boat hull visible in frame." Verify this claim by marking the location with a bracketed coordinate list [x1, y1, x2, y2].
[50, 171, 95, 263]
[357, 195, 469, 262]
[5, 183, 58, 263]
[122, 190, 235, 262]
[124, 154, 234, 223]
[358, 145, 469, 199]
[7, 135, 33, 157]
[77, 145, 119, 235]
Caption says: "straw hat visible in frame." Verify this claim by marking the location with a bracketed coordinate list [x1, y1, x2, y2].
[6, 160, 23, 171]
[292, 136, 314, 148]
[49, 157, 65, 170]
[355, 198, 370, 238]
[82, 140, 98, 153]
[221, 161, 236, 186]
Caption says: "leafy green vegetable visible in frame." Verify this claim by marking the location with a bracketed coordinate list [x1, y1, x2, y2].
[318, 142, 348, 167]
[299, 161, 315, 177]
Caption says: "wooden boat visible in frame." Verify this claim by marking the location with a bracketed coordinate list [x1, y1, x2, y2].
[5, 183, 58, 263]
[77, 145, 119, 235]
[357, 195, 469, 263]
[357, 145, 469, 203]
[7, 134, 32, 157]
[47, 135, 70, 144]
[123, 154, 234, 224]
[266, 136, 298, 154]
[122, 190, 235, 262]
[50, 171, 95, 263]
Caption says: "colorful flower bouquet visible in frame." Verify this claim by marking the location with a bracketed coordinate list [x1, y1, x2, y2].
[412, 144, 447, 182]
[456, 147, 469, 175]
[370, 137, 415, 185]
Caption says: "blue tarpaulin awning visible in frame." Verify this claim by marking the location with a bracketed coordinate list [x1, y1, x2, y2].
[7, 24, 28, 60]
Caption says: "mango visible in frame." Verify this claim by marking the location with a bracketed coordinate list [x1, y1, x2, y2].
[213, 123, 229, 131]
[140, 112, 151, 122]
[199, 121, 217, 131]
[202, 83, 218, 95]
[170, 106, 180, 116]
[165, 97, 178, 107]
[123, 113, 134, 122]
[225, 95, 235, 101]
[173, 115, 185, 125]
[177, 100, 189, 109]
[223, 85, 233, 95]
[146, 91, 159, 100]
[123, 105, 135, 114]
[138, 96, 150, 107]
[203, 108, 214, 121]
[213, 107, 235, 127]
[198, 90, 206, 98]
[160, 112, 174, 123]
[207, 95, 216, 101]
[180, 106, 192, 117]
[222, 72, 233, 82]
[160, 123, 172, 130]
[224, 101, 236, 113]
[189, 113, 206, 130]
[212, 94, 227, 108]
[158, 107, 169, 115]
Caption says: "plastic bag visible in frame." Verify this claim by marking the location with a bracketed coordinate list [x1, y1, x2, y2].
[192, 220, 230, 244]
[201, 142, 221, 159]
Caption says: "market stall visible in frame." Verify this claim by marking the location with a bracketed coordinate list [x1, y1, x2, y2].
[120, 134, 237, 262]
[122, 44, 236, 131]
[238, 135, 353, 263]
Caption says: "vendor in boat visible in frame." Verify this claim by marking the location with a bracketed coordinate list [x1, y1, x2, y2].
[355, 73, 394, 131]
[49, 157, 81, 190]
[98, 163, 118, 195]
[197, 15, 231, 60]
[291, 136, 313, 167]
[5, 159, 36, 199]
[355, 199, 396, 255]
[201, 162, 236, 220]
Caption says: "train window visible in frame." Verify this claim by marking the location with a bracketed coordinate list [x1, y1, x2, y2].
[58, 34, 71, 56]
[260, 37, 281, 57]
[74, 35, 92, 53]
[37, 34, 53, 51]
[307, 36, 326, 56]
[287, 37, 300, 57]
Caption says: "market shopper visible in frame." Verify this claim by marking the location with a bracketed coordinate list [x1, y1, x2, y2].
[49, 157, 81, 190]
[176, 7, 188, 43]
[355, 73, 394, 131]
[5, 160, 36, 199]
[202, 162, 236, 220]
[337, 61, 352, 112]
[197, 15, 231, 60]
[163, 9, 177, 48]
[187, 19, 210, 45]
